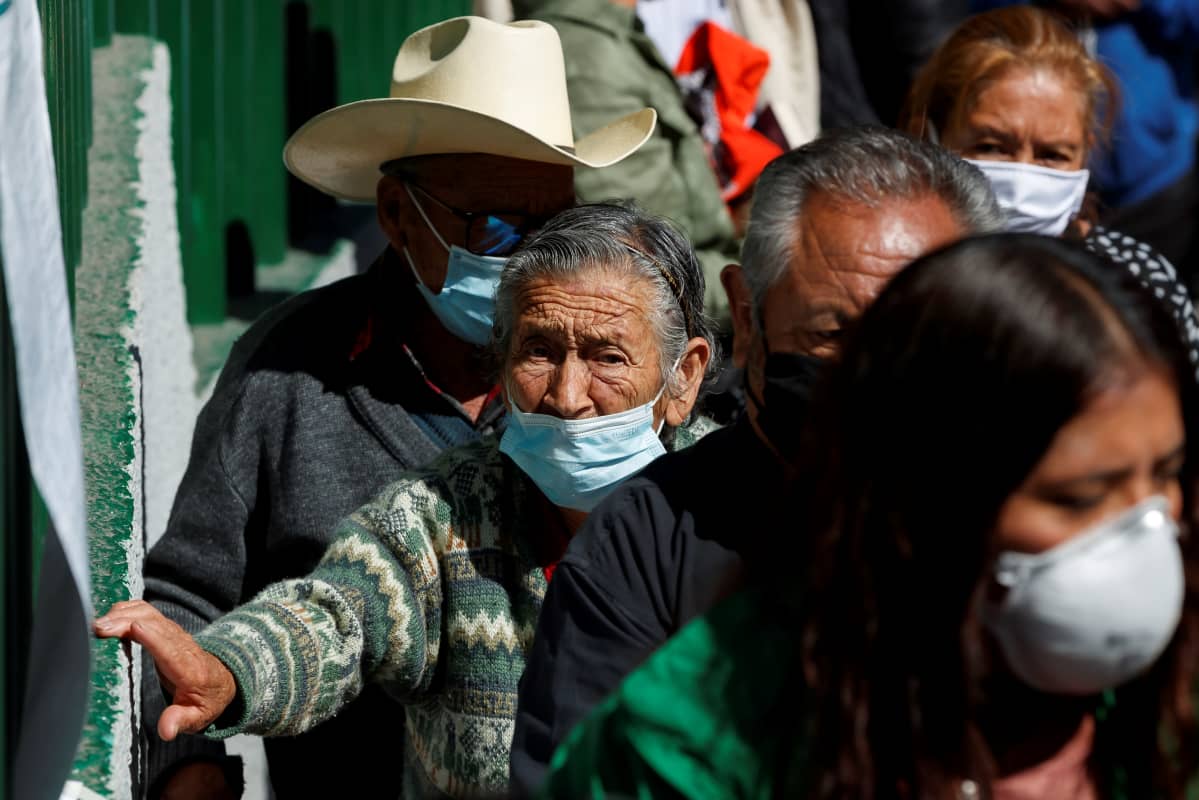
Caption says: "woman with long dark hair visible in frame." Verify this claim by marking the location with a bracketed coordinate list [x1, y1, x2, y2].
[540, 234, 1199, 799]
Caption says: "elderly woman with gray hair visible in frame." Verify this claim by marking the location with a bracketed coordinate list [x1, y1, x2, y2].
[92, 204, 719, 800]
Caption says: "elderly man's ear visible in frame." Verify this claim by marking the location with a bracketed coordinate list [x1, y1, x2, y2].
[376, 176, 410, 252]
[720, 264, 755, 370]
[664, 336, 712, 427]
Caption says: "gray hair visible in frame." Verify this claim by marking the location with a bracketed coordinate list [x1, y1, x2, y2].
[494, 203, 718, 399]
[741, 126, 1004, 318]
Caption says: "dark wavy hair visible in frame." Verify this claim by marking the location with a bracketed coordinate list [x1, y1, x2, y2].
[789, 234, 1199, 799]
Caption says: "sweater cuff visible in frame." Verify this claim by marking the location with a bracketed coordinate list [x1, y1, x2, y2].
[191, 638, 257, 738]
[194, 618, 274, 739]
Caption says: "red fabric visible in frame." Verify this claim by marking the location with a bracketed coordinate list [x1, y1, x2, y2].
[348, 314, 375, 361]
[540, 523, 572, 583]
[676, 22, 784, 202]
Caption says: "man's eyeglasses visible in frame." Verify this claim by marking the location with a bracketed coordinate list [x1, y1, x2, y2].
[383, 164, 549, 257]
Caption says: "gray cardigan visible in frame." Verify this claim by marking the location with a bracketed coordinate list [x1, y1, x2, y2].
[142, 250, 504, 797]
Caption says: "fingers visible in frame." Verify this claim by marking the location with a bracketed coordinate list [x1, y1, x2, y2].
[159, 703, 219, 741]
[96, 603, 189, 667]
[95, 600, 236, 741]
[94, 599, 167, 639]
[95, 603, 200, 692]
[125, 618, 193, 672]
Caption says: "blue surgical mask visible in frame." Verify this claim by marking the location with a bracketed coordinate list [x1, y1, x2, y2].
[403, 184, 505, 346]
[499, 380, 672, 512]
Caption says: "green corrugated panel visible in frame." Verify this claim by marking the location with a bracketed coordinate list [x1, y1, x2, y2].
[116, 0, 232, 323]
[38, 0, 58, 268]
[222, 0, 250, 229]
[150, 0, 194, 319]
[92, 0, 112, 46]
[372, 0, 392, 96]
[118, 0, 470, 322]
[73, 0, 87, 263]
[341, 2, 359, 102]
[37, 0, 89, 303]
[71, 0, 83, 280]
[248, 0, 287, 264]
[184, 0, 227, 322]
[83, 0, 94, 153]
[307, 0, 343, 104]
[114, 0, 153, 37]
[347, 3, 370, 103]
[377, 2, 400, 104]
[133, 0, 227, 324]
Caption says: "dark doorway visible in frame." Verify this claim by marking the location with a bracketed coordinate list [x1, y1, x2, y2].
[225, 219, 256, 298]
[285, 2, 340, 253]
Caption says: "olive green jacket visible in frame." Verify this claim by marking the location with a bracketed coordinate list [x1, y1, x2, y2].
[514, 0, 740, 321]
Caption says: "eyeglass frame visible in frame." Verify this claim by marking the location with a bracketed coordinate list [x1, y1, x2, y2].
[380, 159, 555, 257]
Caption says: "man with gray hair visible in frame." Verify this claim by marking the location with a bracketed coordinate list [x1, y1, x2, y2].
[508, 126, 1002, 795]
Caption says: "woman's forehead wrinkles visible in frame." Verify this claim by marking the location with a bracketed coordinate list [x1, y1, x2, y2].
[516, 298, 645, 346]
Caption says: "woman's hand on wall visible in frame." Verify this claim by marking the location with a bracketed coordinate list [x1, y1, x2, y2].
[94, 600, 237, 740]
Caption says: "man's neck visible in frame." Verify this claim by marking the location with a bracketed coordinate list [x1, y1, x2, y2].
[558, 506, 588, 536]
[405, 300, 495, 423]
[745, 402, 796, 477]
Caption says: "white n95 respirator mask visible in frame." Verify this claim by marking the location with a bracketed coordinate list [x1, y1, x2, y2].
[967, 159, 1090, 237]
[983, 496, 1184, 695]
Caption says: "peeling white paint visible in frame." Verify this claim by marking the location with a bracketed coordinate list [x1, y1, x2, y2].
[133, 42, 198, 551]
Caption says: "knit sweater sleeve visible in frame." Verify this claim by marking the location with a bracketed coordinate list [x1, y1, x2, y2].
[192, 474, 447, 738]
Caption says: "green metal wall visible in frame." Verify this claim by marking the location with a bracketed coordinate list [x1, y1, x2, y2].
[88, 0, 471, 324]
[39, 0, 472, 325]
[5, 3, 472, 797]
[39, 0, 94, 303]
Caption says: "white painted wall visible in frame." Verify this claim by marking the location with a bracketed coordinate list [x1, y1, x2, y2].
[132, 43, 199, 550]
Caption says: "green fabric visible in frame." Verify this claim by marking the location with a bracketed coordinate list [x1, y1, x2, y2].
[193, 418, 718, 799]
[541, 588, 800, 799]
[545, 587, 1199, 800]
[515, 0, 740, 322]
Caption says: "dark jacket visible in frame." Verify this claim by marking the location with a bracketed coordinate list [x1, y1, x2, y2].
[509, 419, 782, 796]
[809, 0, 967, 128]
[142, 249, 504, 797]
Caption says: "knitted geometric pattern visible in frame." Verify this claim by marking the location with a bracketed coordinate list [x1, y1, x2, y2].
[194, 420, 717, 799]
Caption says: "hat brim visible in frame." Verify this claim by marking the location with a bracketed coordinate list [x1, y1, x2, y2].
[283, 98, 657, 202]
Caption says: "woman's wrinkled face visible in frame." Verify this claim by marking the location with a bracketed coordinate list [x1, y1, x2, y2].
[506, 270, 668, 422]
[995, 367, 1185, 555]
[941, 67, 1089, 171]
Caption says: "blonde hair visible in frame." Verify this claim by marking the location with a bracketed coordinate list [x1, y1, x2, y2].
[900, 7, 1118, 156]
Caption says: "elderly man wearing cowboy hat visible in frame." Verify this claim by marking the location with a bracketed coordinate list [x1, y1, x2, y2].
[138, 17, 653, 799]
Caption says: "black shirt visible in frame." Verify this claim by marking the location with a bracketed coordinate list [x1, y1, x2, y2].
[510, 418, 784, 795]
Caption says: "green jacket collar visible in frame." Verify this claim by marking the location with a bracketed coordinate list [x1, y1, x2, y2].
[515, 0, 637, 41]
[515, 0, 677, 76]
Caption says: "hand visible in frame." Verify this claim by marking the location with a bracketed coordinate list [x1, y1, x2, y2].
[94, 600, 237, 740]
[159, 761, 238, 800]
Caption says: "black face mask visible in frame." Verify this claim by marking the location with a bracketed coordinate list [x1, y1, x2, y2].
[748, 351, 824, 460]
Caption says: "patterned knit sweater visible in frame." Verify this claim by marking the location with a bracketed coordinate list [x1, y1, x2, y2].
[193, 420, 717, 799]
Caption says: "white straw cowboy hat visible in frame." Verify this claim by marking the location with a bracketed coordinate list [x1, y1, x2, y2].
[283, 16, 657, 201]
